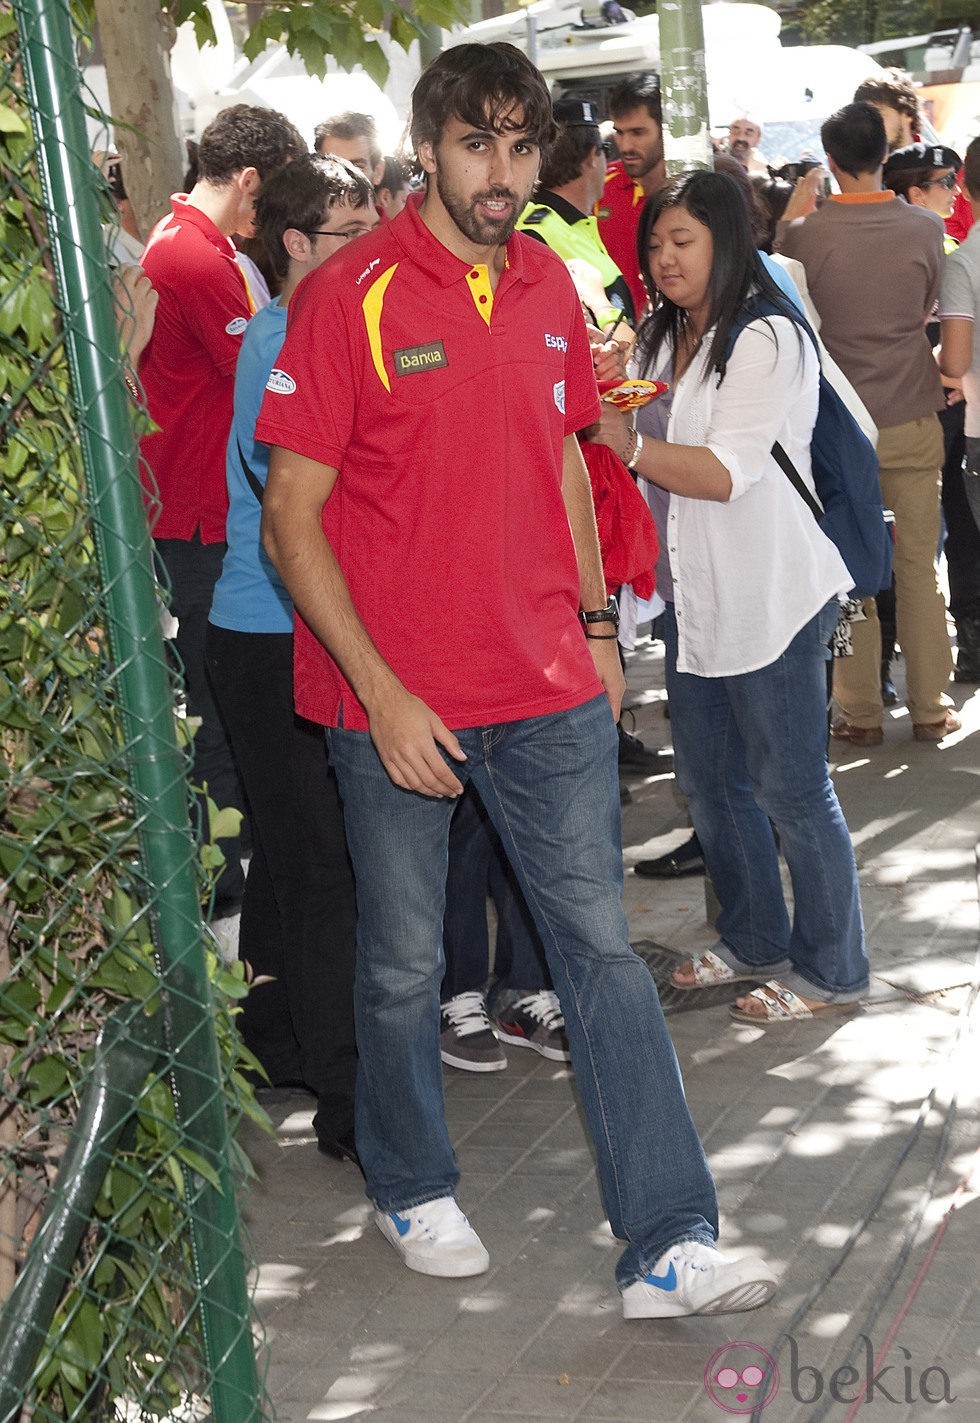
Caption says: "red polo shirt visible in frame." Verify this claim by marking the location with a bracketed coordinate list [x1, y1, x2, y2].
[254, 194, 603, 732]
[139, 197, 253, 542]
[595, 163, 647, 323]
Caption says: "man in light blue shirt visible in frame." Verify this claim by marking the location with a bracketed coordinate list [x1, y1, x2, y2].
[206, 155, 377, 1164]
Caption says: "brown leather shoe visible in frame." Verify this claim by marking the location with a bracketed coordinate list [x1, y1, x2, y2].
[912, 710, 962, 742]
[830, 718, 884, 746]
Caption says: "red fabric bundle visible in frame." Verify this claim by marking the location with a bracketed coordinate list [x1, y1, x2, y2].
[580, 440, 658, 600]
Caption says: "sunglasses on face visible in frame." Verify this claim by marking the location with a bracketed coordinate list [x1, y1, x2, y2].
[922, 172, 958, 191]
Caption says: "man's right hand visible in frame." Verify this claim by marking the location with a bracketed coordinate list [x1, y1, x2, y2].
[782, 167, 826, 221]
[368, 688, 467, 798]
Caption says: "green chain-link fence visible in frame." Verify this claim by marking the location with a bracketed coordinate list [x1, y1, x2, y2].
[1, 1, 272, 1418]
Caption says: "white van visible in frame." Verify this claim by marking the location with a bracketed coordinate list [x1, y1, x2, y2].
[445, 1, 885, 166]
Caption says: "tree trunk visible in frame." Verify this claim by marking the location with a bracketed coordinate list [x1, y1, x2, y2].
[93, 0, 185, 243]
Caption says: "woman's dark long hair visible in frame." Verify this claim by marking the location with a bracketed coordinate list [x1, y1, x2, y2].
[634, 168, 802, 382]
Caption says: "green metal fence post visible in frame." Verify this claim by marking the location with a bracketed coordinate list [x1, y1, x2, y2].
[658, 0, 712, 175]
[11, 3, 264, 1418]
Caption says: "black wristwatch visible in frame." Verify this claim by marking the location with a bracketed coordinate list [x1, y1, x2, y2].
[579, 595, 620, 631]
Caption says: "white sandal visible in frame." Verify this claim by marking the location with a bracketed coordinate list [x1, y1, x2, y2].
[671, 950, 761, 991]
[729, 979, 860, 1025]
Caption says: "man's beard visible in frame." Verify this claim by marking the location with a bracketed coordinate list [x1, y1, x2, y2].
[435, 170, 525, 247]
[625, 141, 664, 182]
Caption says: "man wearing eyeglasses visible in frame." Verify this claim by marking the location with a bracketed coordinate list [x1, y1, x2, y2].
[205, 154, 377, 1164]
[778, 103, 958, 747]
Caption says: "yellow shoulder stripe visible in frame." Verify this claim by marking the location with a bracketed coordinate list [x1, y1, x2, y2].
[361, 263, 399, 392]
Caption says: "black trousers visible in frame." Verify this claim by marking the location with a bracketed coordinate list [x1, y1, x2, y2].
[155, 534, 247, 913]
[941, 400, 980, 619]
[205, 622, 357, 1138]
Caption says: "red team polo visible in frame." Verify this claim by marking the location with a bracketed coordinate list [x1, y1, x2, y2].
[595, 162, 647, 323]
[139, 197, 253, 542]
[254, 194, 603, 732]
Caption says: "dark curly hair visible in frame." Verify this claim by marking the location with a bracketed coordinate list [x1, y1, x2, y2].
[257, 154, 375, 278]
[410, 43, 556, 156]
[853, 72, 920, 128]
[196, 104, 306, 186]
[537, 124, 602, 190]
[608, 72, 662, 127]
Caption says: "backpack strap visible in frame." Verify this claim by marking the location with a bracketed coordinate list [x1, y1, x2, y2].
[237, 437, 266, 505]
[719, 291, 819, 381]
[770, 440, 822, 521]
[722, 293, 825, 522]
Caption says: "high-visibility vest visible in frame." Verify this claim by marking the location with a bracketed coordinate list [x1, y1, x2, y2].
[517, 191, 635, 326]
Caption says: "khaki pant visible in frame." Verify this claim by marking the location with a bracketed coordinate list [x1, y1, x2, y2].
[833, 414, 953, 727]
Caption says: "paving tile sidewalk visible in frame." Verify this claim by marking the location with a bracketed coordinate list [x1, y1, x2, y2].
[242, 635, 980, 1423]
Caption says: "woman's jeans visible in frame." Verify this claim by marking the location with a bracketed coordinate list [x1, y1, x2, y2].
[329, 694, 718, 1287]
[664, 602, 868, 1002]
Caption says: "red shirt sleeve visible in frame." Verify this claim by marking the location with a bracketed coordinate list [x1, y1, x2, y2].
[141, 223, 251, 379]
[254, 264, 357, 467]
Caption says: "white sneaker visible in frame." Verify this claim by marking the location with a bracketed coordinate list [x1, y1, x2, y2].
[621, 1240, 777, 1319]
[375, 1195, 490, 1278]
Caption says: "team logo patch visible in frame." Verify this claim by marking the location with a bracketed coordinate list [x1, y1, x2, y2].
[265, 369, 296, 395]
[225, 316, 249, 336]
[554, 380, 565, 414]
[596, 205, 611, 221]
[393, 341, 448, 376]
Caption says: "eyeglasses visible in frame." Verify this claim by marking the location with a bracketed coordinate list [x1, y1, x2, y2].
[305, 227, 372, 241]
[922, 172, 958, 191]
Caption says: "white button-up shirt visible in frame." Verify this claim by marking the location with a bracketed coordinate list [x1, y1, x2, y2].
[659, 315, 852, 677]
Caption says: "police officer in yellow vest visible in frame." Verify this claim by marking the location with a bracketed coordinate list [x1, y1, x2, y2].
[517, 98, 636, 329]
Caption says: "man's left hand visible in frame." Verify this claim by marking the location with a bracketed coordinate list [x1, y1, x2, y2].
[586, 634, 626, 721]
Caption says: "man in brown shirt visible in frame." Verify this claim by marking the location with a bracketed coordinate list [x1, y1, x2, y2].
[779, 102, 958, 743]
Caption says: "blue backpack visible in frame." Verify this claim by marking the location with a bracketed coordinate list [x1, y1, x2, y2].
[722, 296, 893, 600]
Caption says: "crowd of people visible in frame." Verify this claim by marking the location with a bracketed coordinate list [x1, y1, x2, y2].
[107, 41, 977, 1324]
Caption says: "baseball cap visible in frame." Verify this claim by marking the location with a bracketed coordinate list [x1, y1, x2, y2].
[553, 98, 601, 130]
[884, 141, 961, 175]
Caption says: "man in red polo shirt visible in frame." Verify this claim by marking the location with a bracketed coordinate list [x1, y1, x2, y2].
[595, 72, 665, 321]
[138, 103, 303, 917]
[257, 40, 775, 1321]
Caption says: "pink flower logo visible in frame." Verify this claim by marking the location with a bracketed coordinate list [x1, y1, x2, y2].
[704, 1341, 780, 1414]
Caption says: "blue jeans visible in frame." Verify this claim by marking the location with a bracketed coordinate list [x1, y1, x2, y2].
[329, 695, 718, 1287]
[664, 603, 868, 1002]
[442, 783, 552, 1004]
